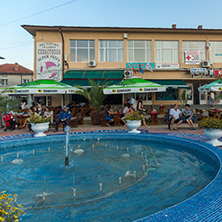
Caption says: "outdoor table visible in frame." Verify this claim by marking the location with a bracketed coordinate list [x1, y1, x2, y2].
[207, 109, 222, 119]
[16, 114, 29, 128]
[159, 106, 166, 114]
[148, 112, 160, 125]
[113, 113, 123, 126]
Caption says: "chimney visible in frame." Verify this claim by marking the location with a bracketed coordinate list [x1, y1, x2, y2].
[198, 25, 203, 29]
[172, 24, 176, 29]
[14, 62, 19, 71]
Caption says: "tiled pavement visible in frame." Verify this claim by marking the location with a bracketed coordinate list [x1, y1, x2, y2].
[0, 123, 205, 138]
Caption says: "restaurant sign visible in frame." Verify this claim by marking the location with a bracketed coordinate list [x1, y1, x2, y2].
[36, 42, 62, 81]
[156, 63, 179, 69]
[190, 68, 207, 74]
[126, 63, 155, 69]
[190, 68, 208, 75]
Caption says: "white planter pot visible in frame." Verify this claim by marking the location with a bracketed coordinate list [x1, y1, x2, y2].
[205, 129, 222, 146]
[31, 122, 49, 137]
[126, 120, 141, 134]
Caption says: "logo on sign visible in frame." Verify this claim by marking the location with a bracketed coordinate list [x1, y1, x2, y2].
[185, 51, 200, 65]
[215, 70, 222, 77]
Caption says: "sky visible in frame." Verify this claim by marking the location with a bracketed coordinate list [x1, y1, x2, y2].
[1, 0, 222, 70]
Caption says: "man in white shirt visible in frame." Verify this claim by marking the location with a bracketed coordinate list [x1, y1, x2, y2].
[129, 96, 136, 110]
[170, 104, 183, 131]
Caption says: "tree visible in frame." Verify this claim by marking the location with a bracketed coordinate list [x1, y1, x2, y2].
[179, 89, 191, 108]
[75, 79, 111, 113]
[0, 94, 20, 114]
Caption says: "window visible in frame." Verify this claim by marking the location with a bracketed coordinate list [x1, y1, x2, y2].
[127, 40, 152, 62]
[23, 79, 30, 83]
[99, 40, 123, 62]
[1, 79, 8, 86]
[155, 41, 179, 63]
[182, 41, 206, 63]
[209, 41, 222, 63]
[70, 40, 95, 62]
[156, 88, 179, 101]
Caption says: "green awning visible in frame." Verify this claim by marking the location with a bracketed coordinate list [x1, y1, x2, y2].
[61, 70, 123, 87]
[150, 80, 188, 89]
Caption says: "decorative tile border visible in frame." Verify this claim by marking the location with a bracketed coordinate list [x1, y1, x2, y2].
[0, 130, 222, 222]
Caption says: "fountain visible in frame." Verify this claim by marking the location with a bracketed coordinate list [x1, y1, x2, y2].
[0, 133, 220, 221]
[64, 125, 71, 167]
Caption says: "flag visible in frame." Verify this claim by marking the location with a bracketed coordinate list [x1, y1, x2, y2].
[131, 64, 137, 75]
[139, 63, 144, 74]
[145, 63, 153, 72]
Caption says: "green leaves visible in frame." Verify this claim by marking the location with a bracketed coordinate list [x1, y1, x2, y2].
[75, 79, 112, 113]
[29, 115, 50, 124]
[125, 111, 144, 121]
[199, 117, 222, 130]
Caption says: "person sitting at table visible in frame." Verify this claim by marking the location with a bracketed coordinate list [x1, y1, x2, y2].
[182, 104, 195, 130]
[121, 103, 130, 126]
[169, 104, 183, 131]
[102, 105, 114, 127]
[67, 100, 75, 109]
[43, 106, 54, 123]
[21, 107, 35, 128]
[54, 106, 71, 132]
[36, 102, 42, 114]
[20, 98, 27, 110]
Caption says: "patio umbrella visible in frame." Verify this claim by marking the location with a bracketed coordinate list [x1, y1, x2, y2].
[198, 79, 222, 92]
[103, 77, 166, 94]
[1, 79, 80, 94]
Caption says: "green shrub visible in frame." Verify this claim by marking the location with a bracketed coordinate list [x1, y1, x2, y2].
[125, 111, 144, 121]
[0, 191, 24, 222]
[29, 115, 50, 124]
[199, 117, 222, 130]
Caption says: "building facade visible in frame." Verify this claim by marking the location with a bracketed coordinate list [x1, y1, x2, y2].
[22, 24, 222, 106]
[0, 63, 33, 88]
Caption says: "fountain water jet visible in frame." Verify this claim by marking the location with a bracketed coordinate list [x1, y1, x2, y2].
[64, 126, 71, 167]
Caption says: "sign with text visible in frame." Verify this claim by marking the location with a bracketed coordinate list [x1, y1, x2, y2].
[185, 51, 200, 64]
[126, 63, 155, 69]
[155, 63, 179, 69]
[215, 70, 222, 77]
[190, 68, 207, 74]
[36, 42, 62, 81]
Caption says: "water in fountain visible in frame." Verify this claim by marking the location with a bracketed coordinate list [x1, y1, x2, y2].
[0, 136, 219, 222]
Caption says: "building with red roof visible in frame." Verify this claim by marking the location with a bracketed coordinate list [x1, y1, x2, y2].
[0, 63, 33, 88]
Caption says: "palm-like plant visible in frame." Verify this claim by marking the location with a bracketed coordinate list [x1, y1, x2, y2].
[0, 94, 20, 114]
[75, 79, 111, 113]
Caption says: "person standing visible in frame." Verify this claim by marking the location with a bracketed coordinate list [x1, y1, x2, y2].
[129, 96, 137, 110]
[54, 106, 71, 132]
[209, 91, 215, 107]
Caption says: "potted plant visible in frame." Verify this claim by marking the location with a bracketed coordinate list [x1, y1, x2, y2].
[29, 115, 50, 137]
[199, 117, 222, 146]
[125, 111, 144, 133]
[0, 190, 24, 221]
[75, 79, 111, 125]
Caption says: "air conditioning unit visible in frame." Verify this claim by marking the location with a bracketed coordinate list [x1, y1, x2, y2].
[202, 60, 210, 68]
[124, 70, 133, 78]
[88, 60, 96, 67]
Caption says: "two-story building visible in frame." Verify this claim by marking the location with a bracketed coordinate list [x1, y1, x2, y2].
[22, 24, 222, 106]
[0, 62, 33, 87]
